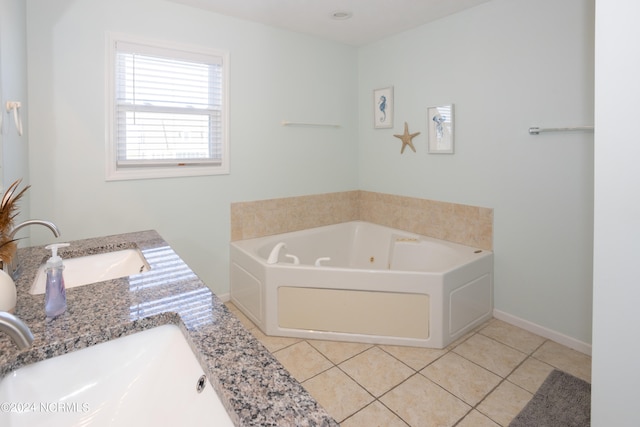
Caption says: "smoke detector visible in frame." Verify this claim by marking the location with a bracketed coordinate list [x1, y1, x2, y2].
[330, 10, 352, 20]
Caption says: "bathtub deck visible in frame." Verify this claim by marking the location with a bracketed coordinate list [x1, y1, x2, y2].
[230, 221, 494, 348]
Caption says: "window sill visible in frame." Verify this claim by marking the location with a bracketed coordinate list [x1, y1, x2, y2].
[105, 164, 229, 181]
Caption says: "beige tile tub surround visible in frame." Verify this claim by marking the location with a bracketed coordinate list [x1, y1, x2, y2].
[230, 191, 493, 250]
[230, 191, 359, 241]
[359, 191, 493, 250]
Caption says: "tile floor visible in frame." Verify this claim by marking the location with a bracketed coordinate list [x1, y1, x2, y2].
[225, 303, 591, 427]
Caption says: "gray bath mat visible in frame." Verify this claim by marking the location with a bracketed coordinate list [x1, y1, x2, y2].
[509, 369, 591, 427]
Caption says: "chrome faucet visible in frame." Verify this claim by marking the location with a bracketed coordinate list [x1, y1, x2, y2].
[0, 311, 34, 350]
[4, 219, 61, 279]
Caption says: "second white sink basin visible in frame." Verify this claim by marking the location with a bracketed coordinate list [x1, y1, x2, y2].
[0, 324, 235, 427]
[30, 249, 150, 295]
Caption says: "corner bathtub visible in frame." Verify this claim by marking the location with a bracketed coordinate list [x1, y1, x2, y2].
[230, 221, 493, 348]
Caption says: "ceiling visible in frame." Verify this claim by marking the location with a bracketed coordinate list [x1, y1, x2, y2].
[166, 0, 492, 46]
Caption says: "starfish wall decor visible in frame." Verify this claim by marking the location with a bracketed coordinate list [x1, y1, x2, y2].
[393, 122, 420, 154]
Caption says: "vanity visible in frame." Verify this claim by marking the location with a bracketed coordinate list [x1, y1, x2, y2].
[0, 230, 338, 426]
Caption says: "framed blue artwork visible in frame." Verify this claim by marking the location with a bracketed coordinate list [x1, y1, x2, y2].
[374, 87, 393, 129]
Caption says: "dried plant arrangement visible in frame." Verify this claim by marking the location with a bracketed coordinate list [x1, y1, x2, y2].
[0, 179, 30, 265]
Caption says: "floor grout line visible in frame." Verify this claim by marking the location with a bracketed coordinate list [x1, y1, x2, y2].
[225, 303, 590, 427]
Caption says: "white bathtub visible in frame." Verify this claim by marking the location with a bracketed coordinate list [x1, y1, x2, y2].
[230, 221, 493, 348]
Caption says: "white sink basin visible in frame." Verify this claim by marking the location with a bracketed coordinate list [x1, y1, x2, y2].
[30, 249, 150, 295]
[0, 324, 235, 427]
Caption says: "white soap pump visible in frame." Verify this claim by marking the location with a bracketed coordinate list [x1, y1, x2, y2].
[44, 243, 70, 319]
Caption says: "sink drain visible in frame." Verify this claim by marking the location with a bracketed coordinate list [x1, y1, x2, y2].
[196, 375, 207, 393]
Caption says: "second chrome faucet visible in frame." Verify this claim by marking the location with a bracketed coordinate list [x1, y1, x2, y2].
[3, 219, 60, 280]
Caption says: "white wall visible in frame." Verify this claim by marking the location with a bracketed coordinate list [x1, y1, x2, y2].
[358, 0, 595, 346]
[25, 0, 358, 295]
[592, 0, 640, 424]
[0, 0, 30, 224]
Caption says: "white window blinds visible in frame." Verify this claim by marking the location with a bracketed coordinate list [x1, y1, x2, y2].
[108, 36, 228, 180]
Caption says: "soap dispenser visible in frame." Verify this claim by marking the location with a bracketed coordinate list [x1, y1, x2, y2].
[44, 243, 70, 319]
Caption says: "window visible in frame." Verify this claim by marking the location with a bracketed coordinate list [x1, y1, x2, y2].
[107, 35, 229, 180]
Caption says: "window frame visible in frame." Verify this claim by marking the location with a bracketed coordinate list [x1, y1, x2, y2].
[106, 33, 229, 181]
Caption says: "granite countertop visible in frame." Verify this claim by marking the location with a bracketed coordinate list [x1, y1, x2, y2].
[0, 230, 338, 427]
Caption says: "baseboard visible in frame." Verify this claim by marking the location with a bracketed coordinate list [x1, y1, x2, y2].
[493, 309, 592, 356]
[216, 292, 230, 302]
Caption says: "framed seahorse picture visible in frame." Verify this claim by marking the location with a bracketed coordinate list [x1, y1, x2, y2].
[427, 104, 454, 154]
[374, 87, 393, 128]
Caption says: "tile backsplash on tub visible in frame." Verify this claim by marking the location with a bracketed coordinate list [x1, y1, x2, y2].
[231, 191, 360, 241]
[358, 191, 493, 250]
[231, 191, 492, 250]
